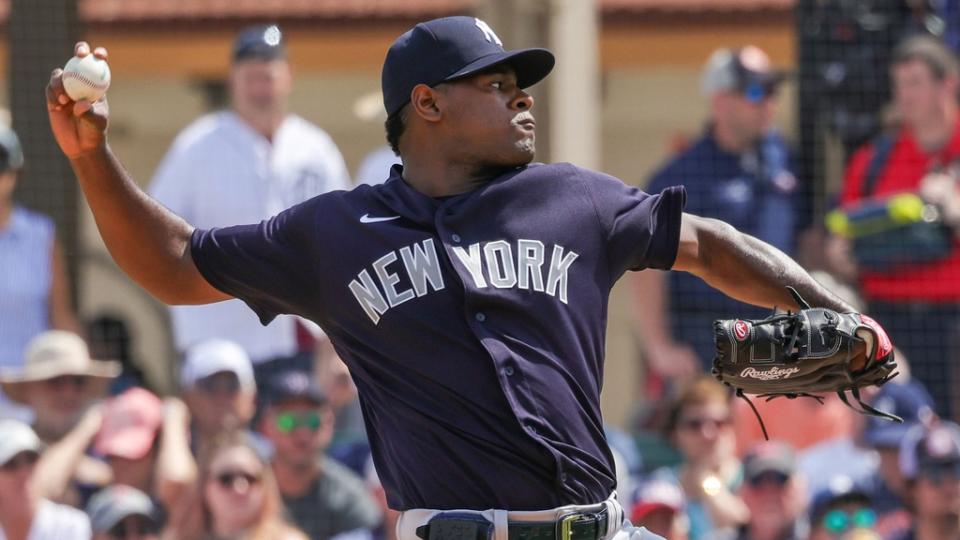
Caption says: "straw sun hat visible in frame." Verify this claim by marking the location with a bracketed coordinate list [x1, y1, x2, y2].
[0, 331, 120, 404]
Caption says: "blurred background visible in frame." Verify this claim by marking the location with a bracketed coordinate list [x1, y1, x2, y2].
[11, 0, 948, 425]
[4, 1, 960, 539]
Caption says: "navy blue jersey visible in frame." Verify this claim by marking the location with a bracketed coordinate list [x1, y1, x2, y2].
[191, 162, 684, 511]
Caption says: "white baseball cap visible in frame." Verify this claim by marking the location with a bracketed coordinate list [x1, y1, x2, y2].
[86, 485, 158, 532]
[180, 339, 255, 391]
[701, 45, 785, 100]
[0, 420, 42, 466]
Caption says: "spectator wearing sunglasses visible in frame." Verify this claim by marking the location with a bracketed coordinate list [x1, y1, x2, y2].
[181, 339, 257, 455]
[259, 370, 381, 540]
[172, 431, 306, 540]
[893, 422, 960, 540]
[636, 44, 797, 384]
[86, 485, 160, 540]
[655, 376, 748, 540]
[730, 441, 807, 540]
[808, 476, 879, 540]
[0, 420, 91, 539]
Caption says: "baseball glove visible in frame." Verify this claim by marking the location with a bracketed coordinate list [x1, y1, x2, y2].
[712, 287, 901, 439]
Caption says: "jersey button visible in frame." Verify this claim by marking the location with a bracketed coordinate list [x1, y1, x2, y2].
[451, 234, 461, 243]
[475, 312, 486, 322]
[560, 472, 569, 483]
[503, 366, 515, 376]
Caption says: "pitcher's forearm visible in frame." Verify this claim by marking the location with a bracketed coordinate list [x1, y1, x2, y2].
[70, 145, 205, 304]
[688, 217, 855, 313]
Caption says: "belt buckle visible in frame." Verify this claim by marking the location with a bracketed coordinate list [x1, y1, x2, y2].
[556, 512, 584, 540]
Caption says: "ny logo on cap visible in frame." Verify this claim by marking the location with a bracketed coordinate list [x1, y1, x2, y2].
[474, 18, 503, 46]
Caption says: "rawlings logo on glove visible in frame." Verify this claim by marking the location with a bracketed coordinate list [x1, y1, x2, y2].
[740, 366, 801, 380]
[712, 287, 901, 439]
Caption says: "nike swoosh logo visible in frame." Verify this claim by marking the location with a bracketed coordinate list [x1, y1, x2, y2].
[360, 213, 402, 224]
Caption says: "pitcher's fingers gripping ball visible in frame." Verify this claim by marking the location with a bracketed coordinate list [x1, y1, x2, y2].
[712, 286, 900, 438]
[62, 49, 110, 103]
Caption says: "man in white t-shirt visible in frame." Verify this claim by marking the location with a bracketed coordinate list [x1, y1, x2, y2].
[0, 420, 90, 539]
[149, 24, 350, 378]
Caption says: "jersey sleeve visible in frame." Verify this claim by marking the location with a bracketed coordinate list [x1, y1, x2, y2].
[581, 168, 687, 276]
[190, 199, 322, 325]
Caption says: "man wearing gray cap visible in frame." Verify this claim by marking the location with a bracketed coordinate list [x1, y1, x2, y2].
[0, 419, 91, 539]
[86, 485, 159, 540]
[734, 441, 807, 540]
[636, 45, 798, 381]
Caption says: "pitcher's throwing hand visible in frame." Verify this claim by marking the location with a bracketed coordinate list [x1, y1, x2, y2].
[46, 42, 110, 159]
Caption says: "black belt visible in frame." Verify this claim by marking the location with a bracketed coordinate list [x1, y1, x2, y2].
[416, 508, 610, 540]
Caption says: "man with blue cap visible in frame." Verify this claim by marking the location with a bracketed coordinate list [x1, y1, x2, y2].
[893, 422, 960, 540]
[46, 15, 890, 540]
[858, 380, 935, 537]
[148, 23, 350, 379]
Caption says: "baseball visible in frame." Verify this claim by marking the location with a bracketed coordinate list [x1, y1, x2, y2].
[62, 54, 111, 102]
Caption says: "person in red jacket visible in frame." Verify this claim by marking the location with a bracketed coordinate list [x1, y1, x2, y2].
[839, 34, 960, 418]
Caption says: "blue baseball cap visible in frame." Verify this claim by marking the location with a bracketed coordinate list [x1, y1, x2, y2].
[381, 16, 555, 117]
[900, 422, 960, 479]
[809, 475, 872, 523]
[233, 24, 286, 62]
[265, 369, 327, 407]
[862, 381, 935, 449]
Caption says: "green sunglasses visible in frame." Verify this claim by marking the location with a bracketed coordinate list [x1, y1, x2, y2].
[822, 508, 876, 534]
[275, 411, 322, 433]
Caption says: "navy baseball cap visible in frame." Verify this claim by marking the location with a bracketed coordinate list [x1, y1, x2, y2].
[265, 370, 327, 407]
[233, 24, 286, 62]
[862, 381, 935, 449]
[900, 422, 960, 479]
[809, 475, 872, 523]
[381, 16, 555, 117]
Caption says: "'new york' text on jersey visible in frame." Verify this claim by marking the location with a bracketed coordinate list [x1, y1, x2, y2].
[349, 237, 579, 324]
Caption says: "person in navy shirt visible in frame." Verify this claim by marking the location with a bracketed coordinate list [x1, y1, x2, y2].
[47, 16, 876, 540]
[636, 46, 799, 380]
